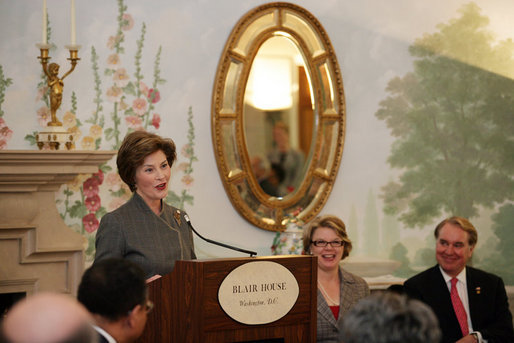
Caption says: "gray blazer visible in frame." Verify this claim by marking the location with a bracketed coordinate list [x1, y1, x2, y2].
[317, 267, 370, 343]
[94, 192, 196, 278]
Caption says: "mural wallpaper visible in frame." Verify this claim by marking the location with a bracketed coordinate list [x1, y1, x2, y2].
[0, 1, 512, 283]
[373, 3, 514, 283]
[19, 0, 197, 262]
[0, 66, 13, 149]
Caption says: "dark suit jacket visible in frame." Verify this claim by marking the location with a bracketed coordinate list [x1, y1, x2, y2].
[317, 267, 370, 343]
[404, 265, 514, 343]
[94, 192, 196, 278]
[97, 332, 109, 343]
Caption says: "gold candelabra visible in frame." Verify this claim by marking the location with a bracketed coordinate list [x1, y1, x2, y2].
[36, 44, 80, 150]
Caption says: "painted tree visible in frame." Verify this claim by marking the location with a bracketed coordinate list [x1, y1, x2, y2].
[381, 211, 401, 258]
[376, 2, 514, 228]
[347, 204, 359, 253]
[480, 204, 514, 284]
[363, 189, 380, 255]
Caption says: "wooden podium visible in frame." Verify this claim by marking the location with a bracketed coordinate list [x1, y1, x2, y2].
[137, 255, 317, 343]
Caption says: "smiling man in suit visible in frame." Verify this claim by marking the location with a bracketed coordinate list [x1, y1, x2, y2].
[404, 216, 514, 343]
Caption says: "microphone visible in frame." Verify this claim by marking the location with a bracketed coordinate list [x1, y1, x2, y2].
[184, 214, 257, 257]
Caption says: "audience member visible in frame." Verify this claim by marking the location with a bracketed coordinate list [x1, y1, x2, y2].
[302, 215, 370, 343]
[0, 292, 96, 343]
[78, 258, 151, 343]
[404, 216, 514, 343]
[340, 291, 441, 343]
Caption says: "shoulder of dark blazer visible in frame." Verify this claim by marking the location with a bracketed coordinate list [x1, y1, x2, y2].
[466, 265, 503, 283]
[404, 264, 440, 285]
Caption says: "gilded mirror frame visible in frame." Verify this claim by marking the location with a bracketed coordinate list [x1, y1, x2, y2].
[211, 2, 345, 231]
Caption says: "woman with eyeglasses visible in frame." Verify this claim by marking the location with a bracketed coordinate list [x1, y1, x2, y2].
[302, 215, 370, 343]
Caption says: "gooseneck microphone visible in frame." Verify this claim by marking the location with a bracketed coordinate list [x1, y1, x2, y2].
[184, 214, 257, 257]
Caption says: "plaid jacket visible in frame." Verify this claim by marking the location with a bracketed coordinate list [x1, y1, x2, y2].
[317, 267, 370, 343]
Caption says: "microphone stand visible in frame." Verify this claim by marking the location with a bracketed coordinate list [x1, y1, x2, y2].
[184, 215, 257, 257]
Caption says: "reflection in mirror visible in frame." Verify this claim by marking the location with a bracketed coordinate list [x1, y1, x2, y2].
[244, 35, 314, 199]
[212, 2, 345, 231]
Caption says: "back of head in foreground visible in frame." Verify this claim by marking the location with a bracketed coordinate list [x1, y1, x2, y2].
[340, 292, 441, 343]
[77, 258, 148, 342]
[0, 292, 96, 343]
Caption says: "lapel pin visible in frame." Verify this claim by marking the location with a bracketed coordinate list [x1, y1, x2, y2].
[174, 210, 181, 226]
[475, 287, 481, 294]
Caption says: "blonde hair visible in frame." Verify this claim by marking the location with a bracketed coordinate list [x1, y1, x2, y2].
[302, 214, 353, 260]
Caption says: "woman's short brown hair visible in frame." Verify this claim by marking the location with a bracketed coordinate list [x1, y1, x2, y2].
[116, 131, 177, 192]
[302, 214, 353, 260]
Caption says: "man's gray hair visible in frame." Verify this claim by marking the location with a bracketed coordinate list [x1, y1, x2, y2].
[340, 292, 441, 343]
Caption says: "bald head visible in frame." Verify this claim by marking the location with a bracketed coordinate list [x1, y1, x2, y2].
[1, 292, 96, 343]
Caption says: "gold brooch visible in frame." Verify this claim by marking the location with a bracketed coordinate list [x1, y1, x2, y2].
[475, 287, 481, 294]
[174, 210, 181, 226]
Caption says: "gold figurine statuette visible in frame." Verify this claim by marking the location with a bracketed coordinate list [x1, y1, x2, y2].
[36, 44, 80, 150]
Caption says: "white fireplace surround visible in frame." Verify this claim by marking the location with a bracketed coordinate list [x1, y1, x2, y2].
[0, 150, 115, 297]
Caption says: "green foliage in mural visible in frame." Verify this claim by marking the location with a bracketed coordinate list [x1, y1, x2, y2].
[166, 106, 197, 210]
[0, 65, 13, 117]
[480, 204, 514, 284]
[0, 64, 13, 149]
[376, 3, 514, 228]
[390, 242, 415, 278]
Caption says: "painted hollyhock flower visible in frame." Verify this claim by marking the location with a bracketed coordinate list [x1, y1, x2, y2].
[107, 53, 120, 67]
[151, 113, 161, 129]
[62, 111, 77, 129]
[82, 213, 99, 233]
[67, 173, 91, 192]
[107, 35, 122, 50]
[177, 162, 188, 172]
[92, 169, 104, 184]
[81, 136, 95, 150]
[83, 177, 100, 197]
[147, 89, 160, 103]
[85, 194, 101, 212]
[132, 98, 147, 116]
[181, 174, 194, 188]
[0, 119, 13, 140]
[89, 124, 103, 139]
[37, 106, 51, 126]
[125, 115, 143, 129]
[68, 126, 82, 141]
[181, 144, 192, 158]
[106, 172, 123, 192]
[139, 81, 149, 96]
[106, 85, 123, 103]
[121, 13, 134, 31]
[0, 139, 7, 150]
[113, 68, 130, 87]
[35, 85, 48, 102]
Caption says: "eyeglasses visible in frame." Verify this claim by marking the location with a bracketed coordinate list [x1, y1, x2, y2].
[145, 300, 154, 314]
[311, 240, 344, 247]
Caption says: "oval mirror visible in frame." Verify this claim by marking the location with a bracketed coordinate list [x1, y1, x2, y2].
[212, 2, 345, 231]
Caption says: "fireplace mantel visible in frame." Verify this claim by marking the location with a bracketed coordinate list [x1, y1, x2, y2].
[0, 150, 116, 296]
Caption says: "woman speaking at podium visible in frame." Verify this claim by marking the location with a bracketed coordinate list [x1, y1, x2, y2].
[94, 131, 196, 279]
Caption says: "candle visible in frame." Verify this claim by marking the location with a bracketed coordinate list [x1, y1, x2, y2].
[70, 0, 76, 45]
[42, 0, 47, 44]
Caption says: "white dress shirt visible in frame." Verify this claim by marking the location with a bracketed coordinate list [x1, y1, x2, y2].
[93, 325, 117, 343]
[439, 267, 487, 343]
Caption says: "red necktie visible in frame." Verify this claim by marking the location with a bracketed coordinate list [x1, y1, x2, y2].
[450, 277, 469, 337]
